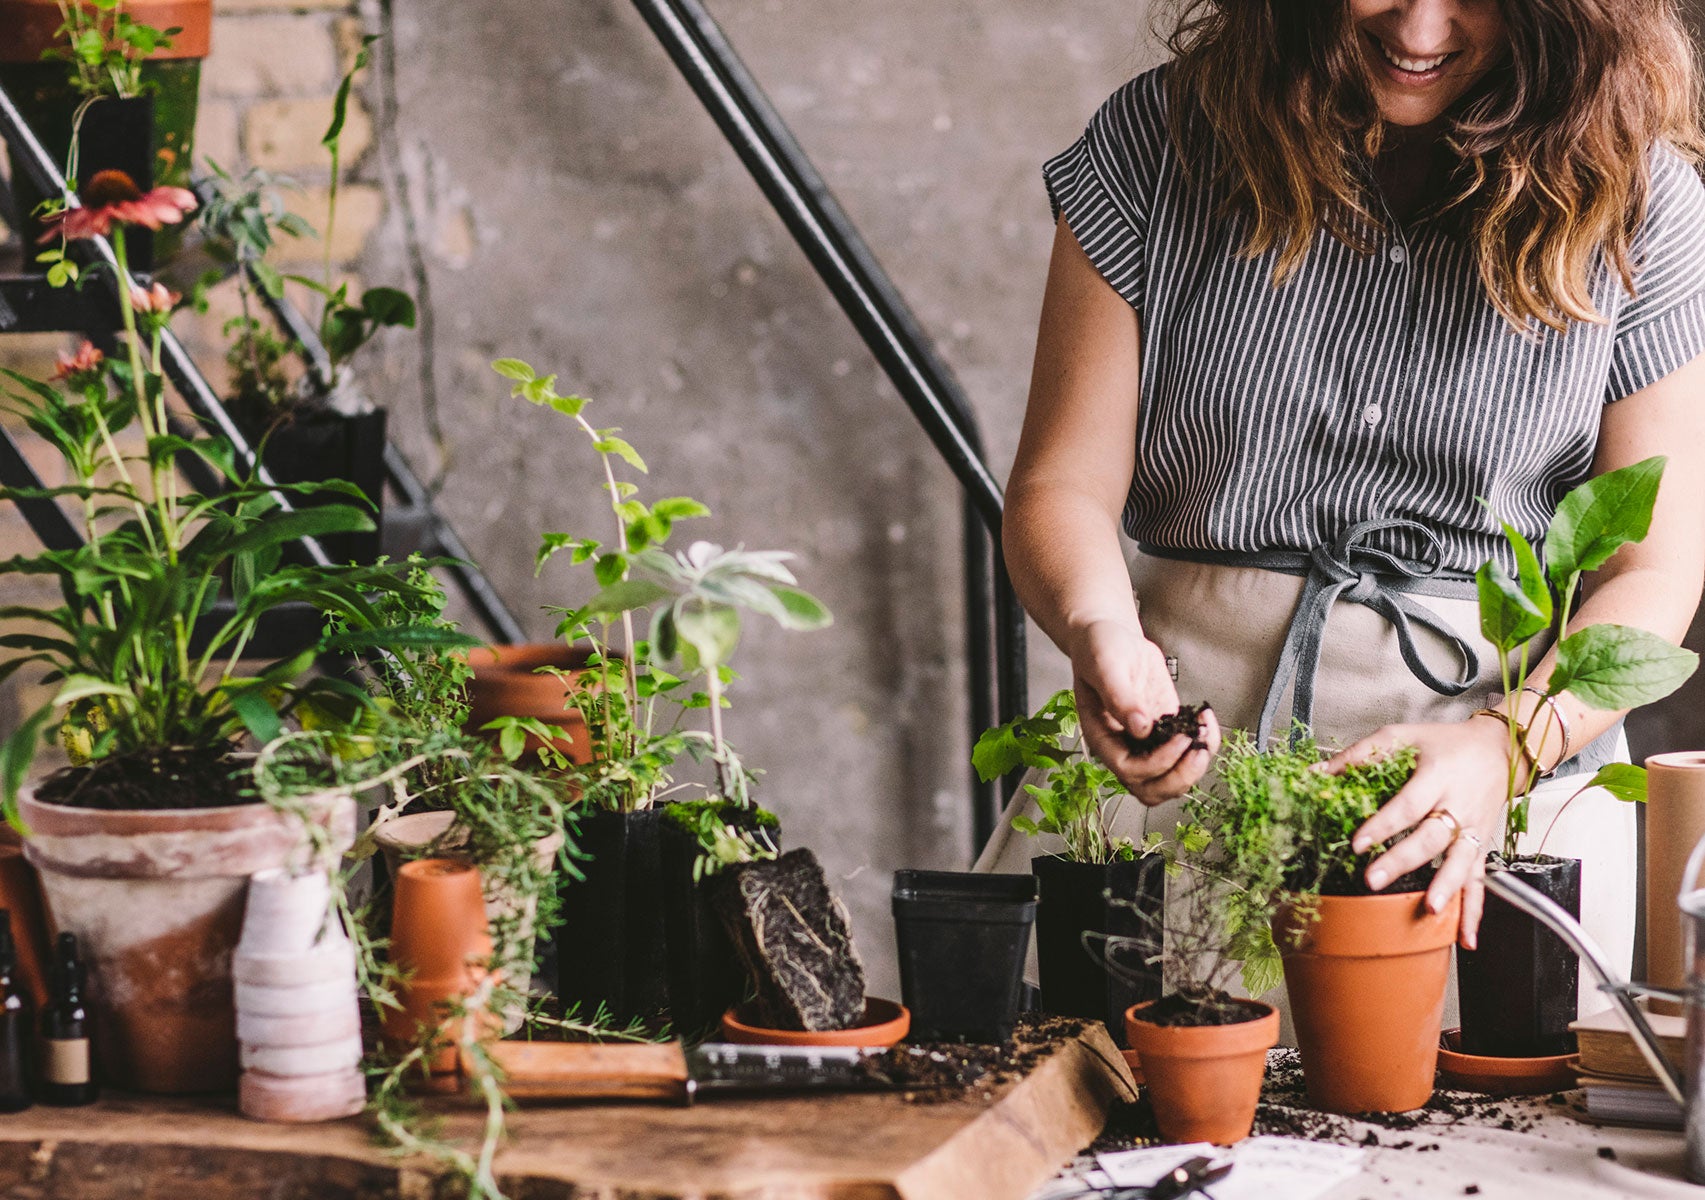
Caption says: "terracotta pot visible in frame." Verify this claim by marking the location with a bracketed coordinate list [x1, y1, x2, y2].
[1124, 999, 1278, 1145]
[0, 0, 212, 63]
[1274, 890, 1460, 1114]
[382, 858, 495, 1073]
[462, 643, 596, 762]
[719, 997, 910, 1047]
[19, 789, 354, 1094]
[374, 810, 560, 1034]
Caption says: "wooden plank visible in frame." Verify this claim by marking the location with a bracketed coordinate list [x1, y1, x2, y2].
[0, 1025, 1134, 1200]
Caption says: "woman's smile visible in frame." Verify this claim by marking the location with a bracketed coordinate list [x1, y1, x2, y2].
[1351, 0, 1508, 125]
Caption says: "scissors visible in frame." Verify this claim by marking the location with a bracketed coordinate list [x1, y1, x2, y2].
[1051, 1155, 1234, 1200]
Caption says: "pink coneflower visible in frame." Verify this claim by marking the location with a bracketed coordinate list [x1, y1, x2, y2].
[51, 341, 104, 383]
[37, 170, 197, 243]
[129, 282, 180, 313]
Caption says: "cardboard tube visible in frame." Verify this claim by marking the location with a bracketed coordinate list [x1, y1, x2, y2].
[1645, 752, 1705, 1015]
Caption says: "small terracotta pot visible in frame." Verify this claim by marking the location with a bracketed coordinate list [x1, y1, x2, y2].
[719, 997, 910, 1047]
[239, 1067, 365, 1123]
[237, 868, 336, 958]
[1274, 890, 1460, 1114]
[20, 788, 353, 1094]
[1125, 999, 1278, 1145]
[383, 859, 495, 1073]
[462, 643, 596, 762]
[0, 0, 211, 63]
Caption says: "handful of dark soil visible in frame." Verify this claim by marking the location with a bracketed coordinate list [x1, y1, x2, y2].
[1124, 703, 1211, 757]
[37, 747, 251, 810]
[710, 847, 866, 1032]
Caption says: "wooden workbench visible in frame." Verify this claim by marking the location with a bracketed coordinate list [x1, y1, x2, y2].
[0, 1025, 1135, 1199]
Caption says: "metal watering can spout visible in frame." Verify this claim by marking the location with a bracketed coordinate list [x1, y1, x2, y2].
[1483, 869, 1687, 1105]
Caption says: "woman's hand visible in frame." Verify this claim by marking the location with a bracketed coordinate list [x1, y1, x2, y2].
[1067, 618, 1221, 805]
[1322, 714, 1516, 950]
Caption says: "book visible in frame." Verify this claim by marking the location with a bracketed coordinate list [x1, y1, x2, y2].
[1576, 1072, 1683, 1130]
[1569, 1006, 1684, 1081]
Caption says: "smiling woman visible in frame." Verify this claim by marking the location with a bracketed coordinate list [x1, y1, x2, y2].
[984, 0, 1705, 1014]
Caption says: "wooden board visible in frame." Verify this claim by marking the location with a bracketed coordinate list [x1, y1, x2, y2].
[0, 1025, 1136, 1200]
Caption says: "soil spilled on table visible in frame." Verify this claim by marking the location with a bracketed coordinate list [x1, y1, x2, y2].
[36, 747, 251, 810]
[861, 1014, 1090, 1104]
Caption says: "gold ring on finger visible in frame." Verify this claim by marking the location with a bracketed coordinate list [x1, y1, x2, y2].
[1459, 828, 1486, 854]
[1425, 808, 1463, 842]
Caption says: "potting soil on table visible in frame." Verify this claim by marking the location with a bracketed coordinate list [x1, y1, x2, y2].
[1048, 1047, 1698, 1200]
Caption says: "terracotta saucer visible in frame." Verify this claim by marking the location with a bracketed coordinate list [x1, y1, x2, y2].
[1436, 1028, 1577, 1095]
[720, 997, 910, 1047]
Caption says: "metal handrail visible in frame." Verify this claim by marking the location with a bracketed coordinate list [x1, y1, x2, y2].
[630, 0, 1029, 853]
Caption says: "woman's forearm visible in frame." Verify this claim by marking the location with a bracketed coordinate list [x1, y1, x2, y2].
[1002, 479, 1141, 655]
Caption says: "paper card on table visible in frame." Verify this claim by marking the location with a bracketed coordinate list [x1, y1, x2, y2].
[1094, 1136, 1364, 1200]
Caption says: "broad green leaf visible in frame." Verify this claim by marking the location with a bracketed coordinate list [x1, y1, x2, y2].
[583, 579, 670, 617]
[227, 687, 283, 744]
[1550, 624, 1699, 710]
[769, 585, 832, 631]
[50, 675, 129, 707]
[1501, 520, 1552, 625]
[547, 395, 587, 418]
[1584, 762, 1647, 804]
[360, 287, 415, 328]
[1476, 559, 1547, 650]
[1545, 456, 1665, 592]
[973, 725, 1024, 781]
[492, 358, 534, 382]
[594, 436, 647, 474]
[221, 506, 375, 556]
[675, 604, 740, 668]
[592, 553, 627, 588]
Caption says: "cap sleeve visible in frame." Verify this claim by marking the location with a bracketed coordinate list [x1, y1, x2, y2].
[1043, 69, 1170, 314]
[1605, 146, 1705, 402]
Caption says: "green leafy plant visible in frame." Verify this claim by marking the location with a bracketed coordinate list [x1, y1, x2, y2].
[0, 189, 465, 818]
[1475, 456, 1698, 857]
[972, 689, 1162, 864]
[489, 358, 830, 812]
[45, 0, 176, 100]
[1183, 730, 1420, 994]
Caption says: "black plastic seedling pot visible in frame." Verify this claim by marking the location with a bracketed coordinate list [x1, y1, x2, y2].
[246, 408, 388, 565]
[892, 869, 1037, 1043]
[1457, 855, 1582, 1057]
[658, 812, 780, 1037]
[1032, 854, 1164, 1048]
[556, 808, 669, 1024]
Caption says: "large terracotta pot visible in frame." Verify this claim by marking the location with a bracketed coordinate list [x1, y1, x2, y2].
[0, 0, 211, 61]
[1274, 890, 1459, 1114]
[1125, 998, 1278, 1145]
[18, 788, 354, 1094]
[463, 643, 596, 762]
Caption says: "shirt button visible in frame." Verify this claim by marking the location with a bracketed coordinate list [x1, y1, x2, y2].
[1363, 403, 1384, 426]
[1389, 244, 1408, 265]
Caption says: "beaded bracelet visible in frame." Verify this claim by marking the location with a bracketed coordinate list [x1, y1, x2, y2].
[1471, 707, 1544, 783]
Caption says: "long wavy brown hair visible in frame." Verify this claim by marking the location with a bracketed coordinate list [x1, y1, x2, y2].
[1163, 0, 1704, 331]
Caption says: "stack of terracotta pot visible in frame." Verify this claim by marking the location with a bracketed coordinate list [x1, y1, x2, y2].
[234, 868, 365, 1122]
[383, 858, 495, 1083]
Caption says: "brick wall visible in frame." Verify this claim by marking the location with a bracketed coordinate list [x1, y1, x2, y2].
[0, 0, 383, 765]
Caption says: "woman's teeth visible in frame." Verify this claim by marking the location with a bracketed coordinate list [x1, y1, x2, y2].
[1378, 41, 1451, 74]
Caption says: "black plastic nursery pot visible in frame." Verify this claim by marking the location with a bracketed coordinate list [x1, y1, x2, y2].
[242, 408, 388, 565]
[1457, 855, 1582, 1058]
[892, 869, 1037, 1043]
[658, 809, 780, 1038]
[1032, 854, 1163, 1049]
[555, 808, 669, 1025]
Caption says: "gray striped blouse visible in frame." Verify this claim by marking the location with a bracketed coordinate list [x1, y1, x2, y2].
[1044, 66, 1705, 575]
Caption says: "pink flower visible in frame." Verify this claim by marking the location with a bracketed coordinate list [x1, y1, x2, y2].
[129, 282, 180, 314]
[38, 170, 197, 243]
[51, 341, 104, 383]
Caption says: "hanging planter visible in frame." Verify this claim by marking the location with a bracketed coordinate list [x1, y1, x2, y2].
[18, 788, 353, 1094]
[0, 0, 212, 265]
[1033, 853, 1163, 1048]
[1274, 890, 1458, 1114]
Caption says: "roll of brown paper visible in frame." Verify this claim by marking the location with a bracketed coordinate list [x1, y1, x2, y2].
[1645, 752, 1705, 1016]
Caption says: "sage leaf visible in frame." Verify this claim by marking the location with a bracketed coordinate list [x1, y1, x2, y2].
[1476, 559, 1548, 649]
[1584, 762, 1647, 804]
[1545, 456, 1665, 592]
[1550, 624, 1698, 710]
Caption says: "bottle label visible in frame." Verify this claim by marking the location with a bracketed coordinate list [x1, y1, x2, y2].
[45, 1038, 89, 1085]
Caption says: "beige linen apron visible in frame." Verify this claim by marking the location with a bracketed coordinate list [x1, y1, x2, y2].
[975, 548, 1636, 1035]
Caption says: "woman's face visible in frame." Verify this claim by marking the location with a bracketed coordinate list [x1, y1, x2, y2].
[1348, 0, 1509, 126]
